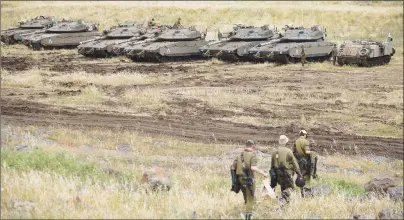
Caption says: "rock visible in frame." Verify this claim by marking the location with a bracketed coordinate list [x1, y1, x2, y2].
[324, 164, 340, 173]
[13, 200, 36, 212]
[307, 213, 322, 219]
[343, 168, 364, 175]
[364, 178, 396, 194]
[140, 167, 171, 190]
[312, 185, 332, 196]
[378, 208, 403, 219]
[117, 144, 132, 153]
[102, 168, 122, 177]
[353, 214, 372, 219]
[369, 156, 387, 164]
[15, 145, 31, 151]
[387, 186, 403, 201]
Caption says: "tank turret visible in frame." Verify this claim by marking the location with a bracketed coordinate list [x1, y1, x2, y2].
[199, 24, 279, 61]
[125, 26, 207, 62]
[248, 25, 335, 63]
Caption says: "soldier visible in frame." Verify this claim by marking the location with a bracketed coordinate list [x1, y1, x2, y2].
[173, 17, 182, 29]
[148, 18, 156, 28]
[270, 135, 302, 206]
[332, 44, 338, 66]
[231, 140, 268, 220]
[387, 33, 393, 42]
[292, 130, 319, 197]
[300, 45, 306, 66]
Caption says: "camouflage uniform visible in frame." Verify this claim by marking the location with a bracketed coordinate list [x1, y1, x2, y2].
[292, 136, 319, 197]
[332, 45, 338, 65]
[300, 46, 306, 66]
[271, 144, 302, 203]
[232, 148, 257, 217]
[173, 18, 182, 29]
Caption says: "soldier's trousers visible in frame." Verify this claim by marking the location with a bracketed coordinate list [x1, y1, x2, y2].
[276, 170, 294, 202]
[301, 56, 306, 66]
[239, 177, 255, 213]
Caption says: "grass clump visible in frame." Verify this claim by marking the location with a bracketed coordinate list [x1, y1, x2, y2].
[315, 178, 365, 197]
[122, 87, 168, 111]
[0, 149, 135, 183]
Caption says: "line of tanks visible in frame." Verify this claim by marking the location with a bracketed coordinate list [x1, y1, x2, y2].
[1, 16, 395, 67]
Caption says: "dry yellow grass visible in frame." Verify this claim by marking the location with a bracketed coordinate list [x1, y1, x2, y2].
[1, 124, 403, 219]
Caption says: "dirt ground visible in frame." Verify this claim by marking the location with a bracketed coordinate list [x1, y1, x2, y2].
[1, 47, 403, 159]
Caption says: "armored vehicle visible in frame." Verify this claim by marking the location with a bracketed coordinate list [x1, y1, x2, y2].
[126, 26, 207, 62]
[111, 24, 172, 56]
[249, 25, 336, 63]
[336, 40, 395, 67]
[21, 20, 101, 50]
[1, 16, 55, 44]
[77, 21, 146, 57]
[199, 24, 279, 61]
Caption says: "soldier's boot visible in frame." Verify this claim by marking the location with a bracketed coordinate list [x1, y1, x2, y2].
[245, 212, 252, 220]
[279, 192, 289, 207]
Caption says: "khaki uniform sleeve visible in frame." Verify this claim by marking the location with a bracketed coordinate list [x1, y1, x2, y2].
[250, 154, 258, 167]
[288, 152, 301, 175]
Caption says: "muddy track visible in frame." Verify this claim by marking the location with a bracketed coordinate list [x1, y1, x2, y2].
[1, 98, 402, 159]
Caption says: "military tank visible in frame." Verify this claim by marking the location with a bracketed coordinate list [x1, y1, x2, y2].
[1, 16, 55, 44]
[125, 26, 207, 62]
[199, 24, 279, 61]
[336, 40, 395, 67]
[248, 25, 336, 63]
[21, 20, 101, 50]
[111, 24, 172, 56]
[77, 21, 146, 58]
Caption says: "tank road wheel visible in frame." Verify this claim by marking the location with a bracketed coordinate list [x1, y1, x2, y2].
[337, 58, 344, 66]
[385, 55, 391, 64]
[32, 43, 43, 51]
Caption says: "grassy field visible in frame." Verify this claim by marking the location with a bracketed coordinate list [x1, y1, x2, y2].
[1, 1, 403, 219]
[1, 124, 403, 219]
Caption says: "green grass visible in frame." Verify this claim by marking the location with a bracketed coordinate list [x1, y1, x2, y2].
[1, 149, 136, 184]
[315, 178, 365, 197]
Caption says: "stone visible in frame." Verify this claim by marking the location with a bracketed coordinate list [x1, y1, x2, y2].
[387, 186, 403, 201]
[312, 185, 332, 196]
[364, 178, 396, 194]
[117, 144, 133, 153]
[307, 213, 322, 219]
[323, 164, 340, 173]
[378, 208, 403, 219]
[343, 168, 364, 175]
[140, 167, 171, 190]
[79, 145, 93, 151]
[353, 214, 372, 219]
[102, 168, 122, 177]
[15, 145, 31, 151]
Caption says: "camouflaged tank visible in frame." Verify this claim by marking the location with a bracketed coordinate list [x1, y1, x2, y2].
[1, 16, 55, 44]
[21, 20, 101, 50]
[126, 26, 207, 62]
[336, 40, 395, 67]
[199, 24, 279, 61]
[77, 21, 146, 57]
[112, 24, 172, 56]
[249, 25, 336, 63]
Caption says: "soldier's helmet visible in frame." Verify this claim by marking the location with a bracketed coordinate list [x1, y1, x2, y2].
[299, 130, 307, 136]
[295, 176, 306, 187]
[178, 17, 181, 20]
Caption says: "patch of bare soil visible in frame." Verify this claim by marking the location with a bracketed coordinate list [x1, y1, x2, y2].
[1, 97, 402, 159]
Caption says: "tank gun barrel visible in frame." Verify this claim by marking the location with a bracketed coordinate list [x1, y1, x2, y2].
[20, 30, 46, 36]
[2, 27, 19, 31]
[258, 38, 281, 47]
[208, 39, 230, 46]
[79, 36, 106, 44]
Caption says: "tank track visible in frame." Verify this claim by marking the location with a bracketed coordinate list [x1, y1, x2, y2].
[338, 55, 391, 67]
